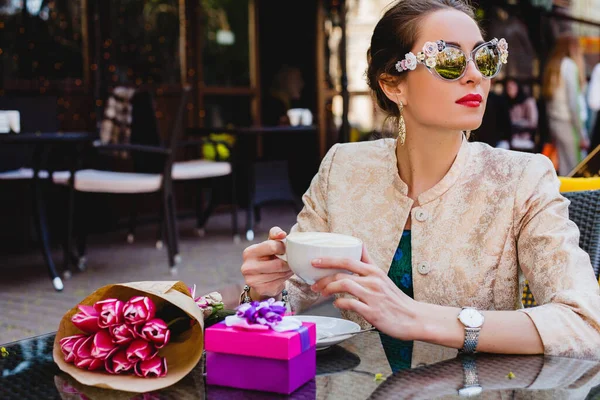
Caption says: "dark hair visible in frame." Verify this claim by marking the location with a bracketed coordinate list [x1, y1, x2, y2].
[366, 0, 478, 129]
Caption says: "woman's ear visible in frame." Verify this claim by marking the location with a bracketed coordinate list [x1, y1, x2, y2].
[379, 74, 407, 106]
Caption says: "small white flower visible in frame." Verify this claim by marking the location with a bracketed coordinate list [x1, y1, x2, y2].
[416, 52, 426, 62]
[423, 42, 439, 58]
[501, 52, 508, 64]
[404, 53, 417, 70]
[425, 57, 437, 68]
[497, 38, 508, 52]
[395, 60, 404, 72]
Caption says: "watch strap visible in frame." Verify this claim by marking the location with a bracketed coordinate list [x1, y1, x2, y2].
[461, 327, 481, 353]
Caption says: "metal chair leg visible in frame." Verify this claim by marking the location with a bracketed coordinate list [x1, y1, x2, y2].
[75, 192, 88, 272]
[195, 184, 206, 236]
[167, 192, 181, 264]
[62, 175, 76, 279]
[127, 195, 138, 244]
[155, 196, 164, 249]
[32, 167, 63, 291]
[231, 173, 240, 244]
[162, 193, 176, 271]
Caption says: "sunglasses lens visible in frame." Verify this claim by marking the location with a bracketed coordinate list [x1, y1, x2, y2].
[475, 45, 500, 77]
[434, 47, 466, 80]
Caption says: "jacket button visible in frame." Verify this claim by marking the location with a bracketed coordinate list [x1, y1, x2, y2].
[417, 262, 431, 275]
[415, 208, 429, 222]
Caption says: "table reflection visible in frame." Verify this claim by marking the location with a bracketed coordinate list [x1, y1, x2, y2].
[2, 332, 600, 400]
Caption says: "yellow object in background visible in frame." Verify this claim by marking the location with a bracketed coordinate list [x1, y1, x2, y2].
[202, 133, 236, 161]
[558, 177, 600, 193]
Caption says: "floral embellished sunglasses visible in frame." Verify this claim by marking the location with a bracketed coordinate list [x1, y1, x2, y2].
[395, 38, 508, 81]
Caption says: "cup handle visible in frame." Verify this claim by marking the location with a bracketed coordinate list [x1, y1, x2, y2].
[274, 238, 287, 262]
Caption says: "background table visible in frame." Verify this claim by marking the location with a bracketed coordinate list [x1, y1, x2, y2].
[2, 330, 600, 399]
[0, 132, 94, 291]
[187, 126, 318, 241]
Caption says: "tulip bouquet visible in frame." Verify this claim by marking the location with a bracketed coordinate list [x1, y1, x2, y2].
[59, 296, 170, 377]
[53, 281, 205, 393]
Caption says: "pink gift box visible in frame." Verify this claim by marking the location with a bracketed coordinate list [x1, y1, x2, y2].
[205, 321, 317, 394]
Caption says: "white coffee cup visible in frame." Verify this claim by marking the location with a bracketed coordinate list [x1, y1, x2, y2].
[276, 232, 363, 285]
[287, 108, 304, 126]
[300, 109, 313, 126]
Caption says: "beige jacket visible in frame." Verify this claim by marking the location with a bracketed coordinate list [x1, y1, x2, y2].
[286, 137, 600, 361]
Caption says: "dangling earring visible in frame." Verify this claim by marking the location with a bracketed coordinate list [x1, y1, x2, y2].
[398, 102, 406, 146]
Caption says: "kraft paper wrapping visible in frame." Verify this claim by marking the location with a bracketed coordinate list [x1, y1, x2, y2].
[53, 281, 205, 393]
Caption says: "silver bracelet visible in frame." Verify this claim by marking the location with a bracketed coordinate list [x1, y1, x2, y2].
[240, 285, 289, 306]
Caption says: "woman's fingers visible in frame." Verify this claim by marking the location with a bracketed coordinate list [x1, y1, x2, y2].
[319, 278, 371, 301]
[311, 256, 375, 276]
[333, 297, 372, 319]
[268, 226, 287, 240]
[361, 243, 373, 264]
[243, 240, 286, 260]
[242, 257, 290, 278]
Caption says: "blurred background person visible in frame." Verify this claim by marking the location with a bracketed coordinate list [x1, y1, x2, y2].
[505, 78, 538, 152]
[588, 62, 600, 152]
[542, 34, 590, 176]
[472, 78, 512, 149]
[262, 64, 305, 126]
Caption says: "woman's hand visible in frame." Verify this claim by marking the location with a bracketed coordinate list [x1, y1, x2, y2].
[310, 245, 423, 341]
[241, 226, 294, 299]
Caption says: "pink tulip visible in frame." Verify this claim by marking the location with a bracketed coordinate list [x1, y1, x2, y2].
[71, 305, 101, 333]
[90, 330, 118, 360]
[123, 296, 156, 326]
[134, 356, 168, 378]
[126, 339, 157, 363]
[111, 323, 136, 345]
[139, 319, 170, 349]
[105, 348, 135, 374]
[75, 356, 104, 371]
[74, 335, 104, 371]
[59, 334, 87, 363]
[93, 298, 124, 328]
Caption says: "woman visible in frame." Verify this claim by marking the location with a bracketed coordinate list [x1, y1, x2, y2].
[588, 62, 600, 151]
[241, 0, 600, 371]
[543, 34, 590, 176]
[505, 78, 538, 152]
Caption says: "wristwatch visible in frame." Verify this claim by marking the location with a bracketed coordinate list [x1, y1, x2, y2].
[457, 307, 485, 354]
[457, 354, 483, 397]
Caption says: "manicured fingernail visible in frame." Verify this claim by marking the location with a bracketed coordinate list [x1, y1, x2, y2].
[310, 284, 317, 292]
[312, 258, 322, 266]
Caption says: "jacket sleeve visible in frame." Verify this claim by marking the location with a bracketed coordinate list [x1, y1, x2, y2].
[285, 144, 340, 314]
[515, 154, 600, 358]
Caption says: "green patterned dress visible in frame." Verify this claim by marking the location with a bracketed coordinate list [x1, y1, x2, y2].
[379, 230, 414, 372]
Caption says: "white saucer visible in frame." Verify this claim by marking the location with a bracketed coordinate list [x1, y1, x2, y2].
[294, 315, 361, 350]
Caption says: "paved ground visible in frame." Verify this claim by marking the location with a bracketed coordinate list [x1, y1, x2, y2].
[0, 205, 339, 345]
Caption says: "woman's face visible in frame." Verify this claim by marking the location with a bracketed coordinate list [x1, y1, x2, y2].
[506, 80, 518, 99]
[397, 9, 490, 132]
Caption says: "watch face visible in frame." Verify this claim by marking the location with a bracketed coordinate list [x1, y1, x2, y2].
[459, 308, 484, 328]
[458, 386, 483, 397]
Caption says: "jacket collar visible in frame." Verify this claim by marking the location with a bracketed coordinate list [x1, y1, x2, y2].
[388, 135, 471, 205]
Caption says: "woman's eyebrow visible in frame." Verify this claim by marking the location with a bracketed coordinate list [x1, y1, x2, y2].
[445, 40, 485, 50]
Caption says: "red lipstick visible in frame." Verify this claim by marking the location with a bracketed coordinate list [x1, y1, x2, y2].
[456, 93, 483, 108]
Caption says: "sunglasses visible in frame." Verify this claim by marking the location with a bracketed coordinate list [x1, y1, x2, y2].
[395, 38, 508, 81]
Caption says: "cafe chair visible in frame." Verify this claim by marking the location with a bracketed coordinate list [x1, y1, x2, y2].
[171, 128, 239, 243]
[522, 189, 600, 308]
[52, 86, 191, 274]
